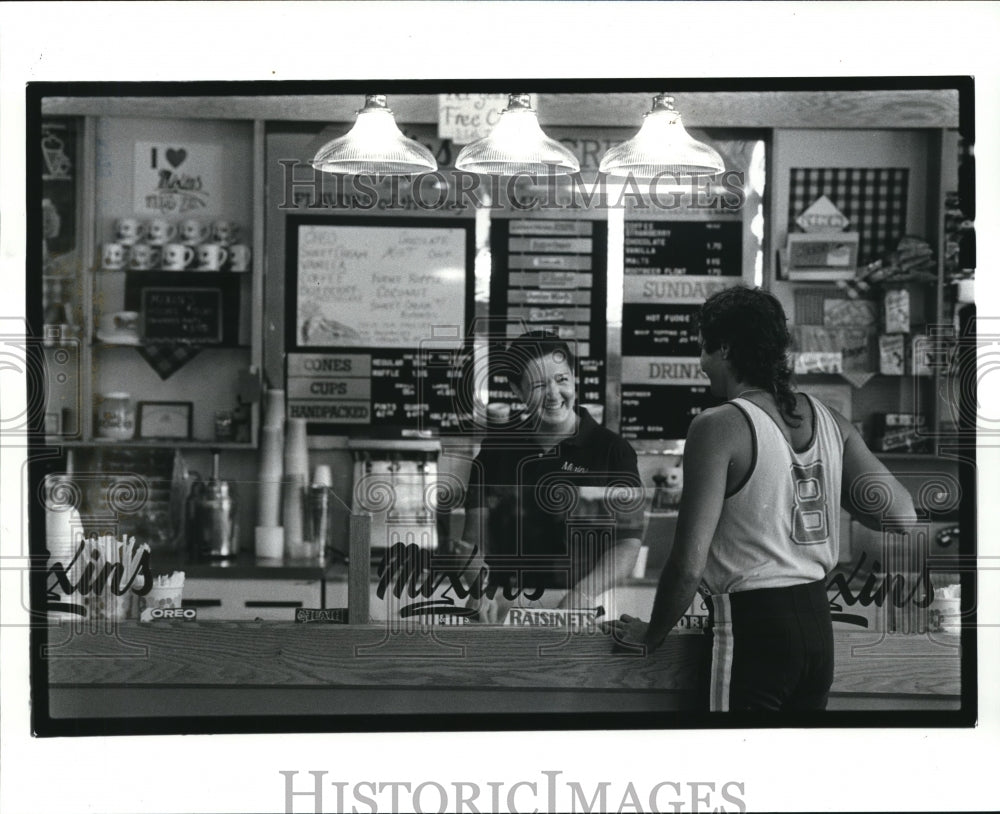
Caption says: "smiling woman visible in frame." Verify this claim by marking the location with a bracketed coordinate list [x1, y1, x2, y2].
[458, 329, 645, 623]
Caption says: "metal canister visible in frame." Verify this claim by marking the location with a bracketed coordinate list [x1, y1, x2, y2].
[186, 452, 239, 559]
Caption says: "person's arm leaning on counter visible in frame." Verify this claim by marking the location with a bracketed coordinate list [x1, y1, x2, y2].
[616, 408, 730, 650]
[615, 405, 919, 652]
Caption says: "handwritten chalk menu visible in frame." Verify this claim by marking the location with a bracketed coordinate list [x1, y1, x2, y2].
[124, 271, 240, 345]
[620, 220, 742, 439]
[294, 220, 468, 348]
[286, 216, 474, 435]
[488, 219, 608, 416]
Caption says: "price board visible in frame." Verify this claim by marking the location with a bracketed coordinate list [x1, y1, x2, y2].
[488, 218, 608, 418]
[285, 215, 475, 436]
[124, 271, 240, 345]
[620, 219, 743, 439]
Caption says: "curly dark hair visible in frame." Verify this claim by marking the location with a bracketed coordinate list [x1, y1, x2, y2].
[697, 285, 801, 422]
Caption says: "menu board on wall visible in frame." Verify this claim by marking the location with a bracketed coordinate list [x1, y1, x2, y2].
[286, 216, 474, 435]
[619, 219, 743, 440]
[488, 219, 608, 419]
[124, 271, 241, 345]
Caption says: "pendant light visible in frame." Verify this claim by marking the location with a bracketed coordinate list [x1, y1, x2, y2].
[599, 94, 725, 179]
[455, 93, 580, 176]
[311, 94, 437, 175]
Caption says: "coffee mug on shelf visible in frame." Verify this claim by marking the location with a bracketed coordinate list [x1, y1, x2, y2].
[101, 242, 129, 270]
[127, 243, 162, 271]
[146, 218, 177, 246]
[95, 392, 135, 440]
[179, 218, 210, 246]
[98, 310, 140, 343]
[162, 242, 195, 271]
[211, 220, 239, 246]
[115, 217, 146, 245]
[227, 243, 251, 272]
[196, 243, 229, 271]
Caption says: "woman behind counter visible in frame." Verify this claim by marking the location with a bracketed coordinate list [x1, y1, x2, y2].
[459, 330, 645, 623]
[614, 286, 917, 712]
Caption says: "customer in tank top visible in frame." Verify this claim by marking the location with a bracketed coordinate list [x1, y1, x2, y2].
[613, 285, 916, 711]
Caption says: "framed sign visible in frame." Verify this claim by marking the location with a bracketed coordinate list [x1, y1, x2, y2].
[137, 401, 193, 439]
[783, 232, 860, 280]
[286, 215, 475, 435]
[124, 271, 240, 345]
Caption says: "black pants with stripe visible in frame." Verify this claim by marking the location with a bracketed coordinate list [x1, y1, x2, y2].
[705, 579, 834, 712]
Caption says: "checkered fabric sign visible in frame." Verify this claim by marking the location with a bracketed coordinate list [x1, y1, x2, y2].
[137, 344, 203, 380]
[789, 168, 909, 264]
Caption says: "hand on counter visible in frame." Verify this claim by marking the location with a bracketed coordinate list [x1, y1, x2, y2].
[607, 614, 653, 654]
[464, 592, 513, 624]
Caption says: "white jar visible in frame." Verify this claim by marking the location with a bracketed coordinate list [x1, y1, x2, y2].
[95, 392, 135, 440]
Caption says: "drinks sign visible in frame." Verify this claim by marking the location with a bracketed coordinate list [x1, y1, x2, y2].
[135, 142, 222, 215]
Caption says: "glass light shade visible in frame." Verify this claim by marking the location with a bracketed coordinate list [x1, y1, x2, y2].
[599, 94, 725, 179]
[455, 94, 580, 175]
[311, 94, 437, 175]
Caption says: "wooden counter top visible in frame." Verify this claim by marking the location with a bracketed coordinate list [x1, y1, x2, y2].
[40, 621, 962, 731]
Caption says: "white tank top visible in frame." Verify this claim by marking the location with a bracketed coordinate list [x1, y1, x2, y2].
[700, 395, 844, 595]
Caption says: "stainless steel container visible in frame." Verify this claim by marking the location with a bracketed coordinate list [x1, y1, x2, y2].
[186, 452, 239, 559]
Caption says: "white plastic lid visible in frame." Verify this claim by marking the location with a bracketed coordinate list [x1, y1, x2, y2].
[312, 464, 333, 487]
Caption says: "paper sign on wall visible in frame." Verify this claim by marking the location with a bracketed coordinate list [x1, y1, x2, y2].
[438, 94, 537, 144]
[134, 142, 222, 215]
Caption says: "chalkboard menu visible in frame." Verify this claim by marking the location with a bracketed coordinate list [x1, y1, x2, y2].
[619, 219, 743, 440]
[488, 218, 608, 418]
[286, 216, 475, 436]
[124, 271, 240, 345]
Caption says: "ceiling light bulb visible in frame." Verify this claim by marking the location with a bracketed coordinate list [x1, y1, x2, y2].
[311, 94, 437, 175]
[455, 93, 580, 176]
[599, 94, 725, 180]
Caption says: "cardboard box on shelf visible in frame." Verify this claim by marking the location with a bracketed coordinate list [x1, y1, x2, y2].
[879, 334, 906, 375]
[883, 288, 911, 333]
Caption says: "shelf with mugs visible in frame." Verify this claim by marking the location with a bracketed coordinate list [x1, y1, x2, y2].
[100, 219, 253, 274]
[46, 438, 258, 451]
[40, 114, 265, 456]
[91, 340, 252, 350]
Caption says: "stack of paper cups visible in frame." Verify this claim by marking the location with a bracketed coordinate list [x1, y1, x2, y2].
[257, 388, 285, 528]
[263, 387, 285, 429]
[282, 417, 309, 553]
[255, 526, 284, 560]
[284, 417, 308, 479]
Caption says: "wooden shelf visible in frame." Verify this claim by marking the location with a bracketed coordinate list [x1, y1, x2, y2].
[45, 438, 256, 450]
[96, 268, 253, 275]
[91, 342, 251, 349]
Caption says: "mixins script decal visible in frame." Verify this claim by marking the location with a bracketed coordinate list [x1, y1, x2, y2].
[135, 142, 222, 215]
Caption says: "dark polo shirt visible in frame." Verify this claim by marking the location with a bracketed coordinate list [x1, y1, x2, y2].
[464, 407, 645, 591]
